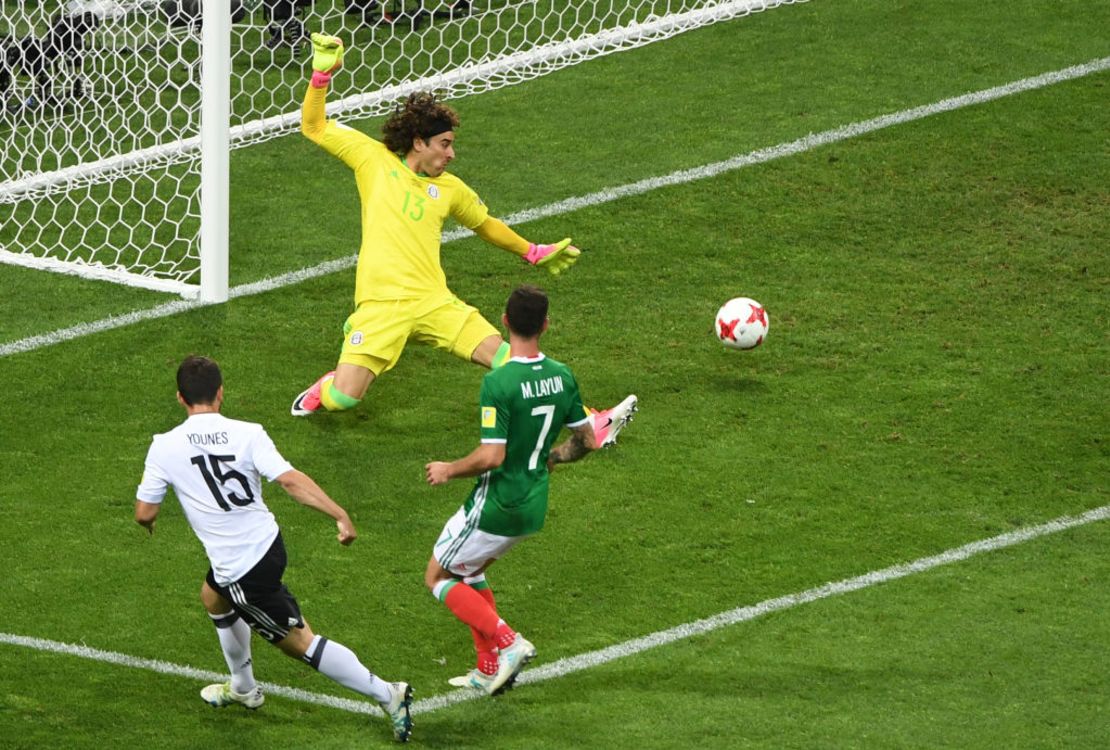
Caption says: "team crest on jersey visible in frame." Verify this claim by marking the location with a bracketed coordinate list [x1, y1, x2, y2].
[350, 331, 364, 345]
[481, 406, 496, 428]
[427, 184, 440, 199]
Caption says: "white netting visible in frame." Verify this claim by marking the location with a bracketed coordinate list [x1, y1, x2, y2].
[0, 0, 804, 296]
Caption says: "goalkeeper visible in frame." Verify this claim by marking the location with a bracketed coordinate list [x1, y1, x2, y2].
[292, 34, 634, 447]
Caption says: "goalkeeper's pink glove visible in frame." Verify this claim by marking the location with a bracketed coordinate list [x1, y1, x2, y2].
[523, 238, 581, 276]
[310, 33, 344, 88]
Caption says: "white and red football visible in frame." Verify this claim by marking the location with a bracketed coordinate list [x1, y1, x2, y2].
[715, 297, 769, 350]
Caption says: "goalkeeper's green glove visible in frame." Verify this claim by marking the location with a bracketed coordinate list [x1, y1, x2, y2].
[310, 33, 344, 88]
[523, 238, 581, 276]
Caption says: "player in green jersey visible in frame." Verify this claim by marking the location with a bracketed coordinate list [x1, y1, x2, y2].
[423, 285, 635, 695]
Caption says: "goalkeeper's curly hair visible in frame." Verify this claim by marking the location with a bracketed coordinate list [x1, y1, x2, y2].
[381, 91, 459, 155]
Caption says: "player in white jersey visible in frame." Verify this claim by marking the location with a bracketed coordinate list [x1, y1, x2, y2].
[135, 355, 414, 743]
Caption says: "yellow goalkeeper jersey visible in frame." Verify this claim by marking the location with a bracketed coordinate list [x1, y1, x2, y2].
[304, 94, 490, 304]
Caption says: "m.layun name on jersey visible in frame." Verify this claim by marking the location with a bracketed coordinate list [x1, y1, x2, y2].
[520, 375, 565, 399]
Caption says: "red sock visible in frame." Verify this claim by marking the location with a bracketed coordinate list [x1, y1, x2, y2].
[444, 583, 501, 641]
[469, 587, 498, 646]
[494, 623, 516, 650]
[471, 587, 499, 673]
[475, 585, 497, 611]
[473, 586, 517, 649]
[476, 650, 498, 675]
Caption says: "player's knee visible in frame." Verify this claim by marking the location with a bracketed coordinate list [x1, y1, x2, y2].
[199, 581, 229, 614]
[276, 623, 314, 659]
[424, 559, 450, 591]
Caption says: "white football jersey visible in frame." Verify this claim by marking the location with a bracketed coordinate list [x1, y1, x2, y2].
[137, 412, 293, 585]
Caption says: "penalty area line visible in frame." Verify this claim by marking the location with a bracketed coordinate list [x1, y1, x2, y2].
[1, 504, 1106, 717]
[2, 55, 1108, 360]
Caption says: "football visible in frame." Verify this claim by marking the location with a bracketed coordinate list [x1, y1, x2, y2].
[715, 297, 769, 350]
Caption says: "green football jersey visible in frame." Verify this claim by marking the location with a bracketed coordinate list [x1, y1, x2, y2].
[465, 354, 590, 536]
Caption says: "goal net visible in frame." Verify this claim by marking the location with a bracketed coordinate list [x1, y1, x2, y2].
[0, 0, 803, 299]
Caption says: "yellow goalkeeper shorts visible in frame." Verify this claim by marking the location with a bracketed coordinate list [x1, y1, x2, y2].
[337, 292, 500, 375]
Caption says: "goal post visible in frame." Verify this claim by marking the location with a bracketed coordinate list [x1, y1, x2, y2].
[0, 0, 806, 300]
[199, 2, 229, 303]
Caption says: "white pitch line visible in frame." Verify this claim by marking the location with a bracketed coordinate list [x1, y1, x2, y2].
[2, 504, 1107, 716]
[2, 55, 1108, 360]
[0, 633, 383, 717]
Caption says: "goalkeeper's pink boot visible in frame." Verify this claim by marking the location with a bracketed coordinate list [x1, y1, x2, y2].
[591, 394, 638, 447]
[291, 371, 334, 416]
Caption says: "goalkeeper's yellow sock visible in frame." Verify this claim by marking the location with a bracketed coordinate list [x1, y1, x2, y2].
[321, 381, 361, 411]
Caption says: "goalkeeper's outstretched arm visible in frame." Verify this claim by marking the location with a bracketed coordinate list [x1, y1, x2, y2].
[473, 216, 530, 256]
[301, 33, 344, 144]
[301, 82, 328, 143]
[473, 217, 582, 276]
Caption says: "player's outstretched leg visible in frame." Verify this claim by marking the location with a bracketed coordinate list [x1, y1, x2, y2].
[291, 371, 335, 416]
[200, 682, 264, 709]
[292, 365, 370, 416]
[295, 632, 412, 742]
[380, 681, 414, 743]
[590, 394, 639, 447]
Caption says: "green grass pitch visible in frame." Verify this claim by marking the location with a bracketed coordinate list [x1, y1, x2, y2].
[1, 1, 1107, 747]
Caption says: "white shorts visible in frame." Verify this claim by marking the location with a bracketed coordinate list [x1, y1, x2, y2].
[433, 506, 527, 577]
